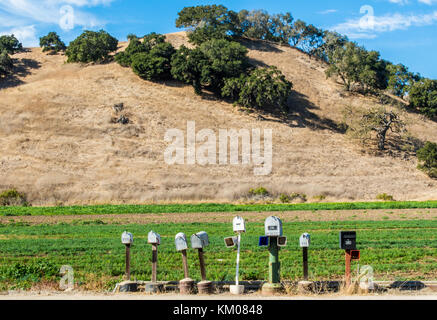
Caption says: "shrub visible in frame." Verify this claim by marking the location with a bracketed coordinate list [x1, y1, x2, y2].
[408, 78, 437, 118]
[0, 189, 28, 206]
[131, 42, 175, 80]
[376, 193, 394, 201]
[0, 34, 22, 54]
[248, 187, 269, 197]
[66, 30, 118, 63]
[279, 194, 291, 203]
[171, 39, 249, 95]
[39, 32, 66, 54]
[0, 50, 13, 77]
[115, 37, 148, 67]
[417, 141, 437, 178]
[312, 194, 326, 201]
[290, 193, 307, 202]
[222, 66, 292, 111]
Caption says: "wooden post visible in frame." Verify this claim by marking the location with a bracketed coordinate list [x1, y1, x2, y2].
[181, 249, 189, 279]
[152, 244, 158, 283]
[198, 248, 207, 282]
[302, 247, 308, 280]
[125, 244, 131, 281]
[345, 249, 352, 287]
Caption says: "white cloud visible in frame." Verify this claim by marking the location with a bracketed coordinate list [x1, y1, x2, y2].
[332, 11, 437, 39]
[418, 0, 437, 4]
[0, 0, 113, 46]
[389, 0, 409, 5]
[0, 25, 38, 46]
[318, 9, 338, 15]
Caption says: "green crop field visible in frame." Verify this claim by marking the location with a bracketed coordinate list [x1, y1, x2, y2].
[1, 219, 437, 291]
[1, 200, 437, 216]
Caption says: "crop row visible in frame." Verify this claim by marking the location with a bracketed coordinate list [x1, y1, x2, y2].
[1, 220, 437, 290]
[1, 201, 437, 216]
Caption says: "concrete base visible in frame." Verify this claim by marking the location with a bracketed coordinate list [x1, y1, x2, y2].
[197, 281, 213, 295]
[261, 283, 284, 295]
[230, 285, 245, 295]
[118, 281, 138, 293]
[145, 282, 164, 294]
[179, 278, 195, 294]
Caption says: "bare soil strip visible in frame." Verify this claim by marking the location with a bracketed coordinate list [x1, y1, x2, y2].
[2, 208, 437, 225]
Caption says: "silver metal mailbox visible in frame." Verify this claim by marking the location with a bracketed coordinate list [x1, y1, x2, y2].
[299, 233, 310, 248]
[175, 232, 188, 251]
[148, 230, 161, 245]
[191, 231, 209, 249]
[121, 231, 133, 245]
[233, 216, 246, 233]
[264, 216, 283, 237]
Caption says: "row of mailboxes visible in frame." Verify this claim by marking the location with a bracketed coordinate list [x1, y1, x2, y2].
[123, 225, 357, 251]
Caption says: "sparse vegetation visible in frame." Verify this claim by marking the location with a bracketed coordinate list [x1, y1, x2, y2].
[313, 195, 326, 201]
[417, 141, 437, 178]
[66, 30, 118, 63]
[376, 193, 395, 201]
[39, 32, 66, 54]
[248, 187, 269, 197]
[0, 189, 28, 206]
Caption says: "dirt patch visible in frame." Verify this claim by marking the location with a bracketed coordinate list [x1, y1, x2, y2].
[2, 208, 437, 225]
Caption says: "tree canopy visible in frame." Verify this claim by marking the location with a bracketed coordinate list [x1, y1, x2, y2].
[66, 30, 118, 63]
[39, 32, 66, 54]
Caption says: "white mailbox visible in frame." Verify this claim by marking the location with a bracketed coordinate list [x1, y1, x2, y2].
[175, 232, 188, 251]
[148, 231, 161, 245]
[264, 216, 283, 237]
[233, 216, 246, 233]
[191, 231, 209, 249]
[121, 231, 133, 245]
[299, 233, 310, 248]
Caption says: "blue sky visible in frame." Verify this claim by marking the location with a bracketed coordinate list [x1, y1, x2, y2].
[1, 0, 436, 78]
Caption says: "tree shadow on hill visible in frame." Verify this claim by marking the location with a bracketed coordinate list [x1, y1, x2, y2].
[253, 90, 346, 133]
[237, 37, 283, 53]
[0, 58, 41, 90]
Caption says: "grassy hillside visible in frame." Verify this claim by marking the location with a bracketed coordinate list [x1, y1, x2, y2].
[0, 32, 436, 205]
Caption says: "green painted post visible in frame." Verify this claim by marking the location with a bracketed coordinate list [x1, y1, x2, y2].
[268, 237, 280, 283]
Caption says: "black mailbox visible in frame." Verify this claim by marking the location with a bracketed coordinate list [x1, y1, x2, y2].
[339, 231, 356, 250]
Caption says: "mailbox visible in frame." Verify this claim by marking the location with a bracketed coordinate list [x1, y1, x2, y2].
[121, 231, 133, 245]
[258, 236, 269, 247]
[264, 216, 283, 237]
[224, 236, 238, 248]
[339, 231, 356, 250]
[148, 231, 161, 245]
[277, 236, 287, 247]
[351, 250, 360, 261]
[233, 216, 246, 233]
[299, 233, 310, 248]
[175, 232, 188, 251]
[191, 231, 209, 249]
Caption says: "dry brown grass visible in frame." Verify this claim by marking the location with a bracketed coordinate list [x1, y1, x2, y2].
[0, 32, 436, 205]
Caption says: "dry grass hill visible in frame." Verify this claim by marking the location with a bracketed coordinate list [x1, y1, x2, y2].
[1, 32, 436, 205]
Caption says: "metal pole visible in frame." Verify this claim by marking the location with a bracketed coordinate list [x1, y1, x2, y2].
[152, 244, 158, 283]
[181, 249, 189, 279]
[345, 249, 351, 287]
[125, 244, 131, 281]
[235, 233, 241, 286]
[303, 247, 308, 280]
[268, 237, 280, 283]
[198, 248, 207, 281]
